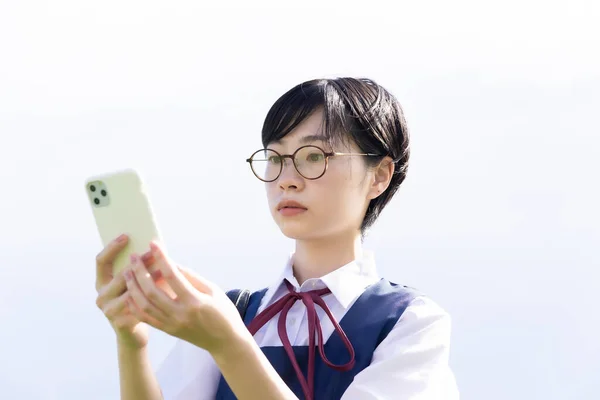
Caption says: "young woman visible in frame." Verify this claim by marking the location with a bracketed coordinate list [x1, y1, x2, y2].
[94, 77, 459, 399]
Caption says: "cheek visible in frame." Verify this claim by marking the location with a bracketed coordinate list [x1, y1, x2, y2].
[332, 164, 371, 208]
[265, 183, 277, 205]
[314, 173, 361, 213]
[266, 183, 283, 220]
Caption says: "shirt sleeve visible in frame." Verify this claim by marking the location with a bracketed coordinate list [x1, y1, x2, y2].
[341, 296, 460, 400]
[155, 338, 222, 400]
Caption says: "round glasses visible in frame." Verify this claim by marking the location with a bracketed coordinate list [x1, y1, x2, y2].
[246, 145, 380, 182]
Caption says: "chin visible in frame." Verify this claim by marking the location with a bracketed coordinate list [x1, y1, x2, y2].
[278, 224, 310, 240]
[277, 220, 333, 241]
[271, 211, 306, 239]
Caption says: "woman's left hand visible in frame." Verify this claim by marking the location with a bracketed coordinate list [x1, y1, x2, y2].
[123, 241, 248, 355]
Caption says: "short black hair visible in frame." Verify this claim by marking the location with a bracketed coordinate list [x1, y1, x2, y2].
[262, 77, 410, 233]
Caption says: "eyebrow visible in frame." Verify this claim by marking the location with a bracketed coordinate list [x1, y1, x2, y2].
[270, 134, 328, 146]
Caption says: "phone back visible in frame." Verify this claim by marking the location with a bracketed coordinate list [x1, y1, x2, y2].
[85, 169, 162, 274]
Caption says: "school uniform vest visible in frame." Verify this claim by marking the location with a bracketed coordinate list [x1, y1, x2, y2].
[215, 279, 418, 400]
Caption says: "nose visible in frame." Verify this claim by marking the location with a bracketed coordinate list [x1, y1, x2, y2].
[277, 158, 305, 191]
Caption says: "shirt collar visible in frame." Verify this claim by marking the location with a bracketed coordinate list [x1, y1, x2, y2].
[259, 251, 380, 311]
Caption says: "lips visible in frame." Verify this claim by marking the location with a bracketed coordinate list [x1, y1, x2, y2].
[277, 199, 307, 211]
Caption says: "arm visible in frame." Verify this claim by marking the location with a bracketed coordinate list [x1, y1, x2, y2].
[211, 331, 298, 400]
[94, 236, 165, 400]
[341, 297, 460, 400]
[122, 243, 298, 400]
[118, 342, 163, 400]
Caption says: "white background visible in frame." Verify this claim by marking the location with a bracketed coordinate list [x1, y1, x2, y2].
[0, 1, 598, 399]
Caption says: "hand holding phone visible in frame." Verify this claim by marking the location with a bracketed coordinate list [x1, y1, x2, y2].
[87, 169, 178, 346]
[94, 234, 151, 349]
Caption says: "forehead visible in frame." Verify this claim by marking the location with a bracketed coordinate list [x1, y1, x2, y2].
[267, 110, 326, 148]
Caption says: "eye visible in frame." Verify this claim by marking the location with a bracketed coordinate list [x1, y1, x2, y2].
[306, 152, 325, 162]
[268, 155, 282, 164]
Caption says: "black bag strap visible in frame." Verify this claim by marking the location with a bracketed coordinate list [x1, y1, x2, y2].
[226, 288, 252, 320]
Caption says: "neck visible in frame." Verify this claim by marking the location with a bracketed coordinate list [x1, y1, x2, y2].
[292, 231, 363, 285]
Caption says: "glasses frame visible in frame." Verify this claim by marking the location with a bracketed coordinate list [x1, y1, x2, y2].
[246, 144, 381, 182]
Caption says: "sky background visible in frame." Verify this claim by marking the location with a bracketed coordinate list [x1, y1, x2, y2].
[0, 1, 598, 399]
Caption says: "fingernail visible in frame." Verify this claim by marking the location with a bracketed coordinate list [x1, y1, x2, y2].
[117, 234, 128, 242]
[150, 270, 163, 280]
[124, 270, 132, 280]
[130, 254, 138, 263]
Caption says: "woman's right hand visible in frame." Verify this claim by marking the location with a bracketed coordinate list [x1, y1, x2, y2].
[95, 234, 151, 349]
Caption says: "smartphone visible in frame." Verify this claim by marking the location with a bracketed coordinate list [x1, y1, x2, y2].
[85, 168, 163, 275]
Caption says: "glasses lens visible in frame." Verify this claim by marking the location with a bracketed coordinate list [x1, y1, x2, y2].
[294, 146, 326, 179]
[250, 149, 281, 181]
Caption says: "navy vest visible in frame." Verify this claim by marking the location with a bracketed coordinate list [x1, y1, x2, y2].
[215, 279, 418, 400]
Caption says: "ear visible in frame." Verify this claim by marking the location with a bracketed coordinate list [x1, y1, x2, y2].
[367, 156, 395, 200]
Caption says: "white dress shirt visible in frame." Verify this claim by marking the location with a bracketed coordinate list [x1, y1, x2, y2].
[155, 252, 459, 399]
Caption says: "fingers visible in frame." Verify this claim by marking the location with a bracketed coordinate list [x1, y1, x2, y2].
[95, 246, 163, 311]
[124, 254, 171, 323]
[141, 250, 163, 281]
[129, 253, 174, 311]
[100, 287, 163, 330]
[96, 272, 127, 308]
[149, 241, 196, 300]
[141, 250, 154, 266]
[101, 291, 130, 318]
[96, 234, 129, 289]
[98, 290, 138, 331]
[125, 297, 164, 330]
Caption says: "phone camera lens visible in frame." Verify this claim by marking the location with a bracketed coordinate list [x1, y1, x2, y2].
[90, 185, 96, 192]
[100, 189, 107, 197]
[94, 198, 100, 205]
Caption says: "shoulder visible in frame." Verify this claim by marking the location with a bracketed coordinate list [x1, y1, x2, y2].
[366, 279, 453, 354]
[341, 295, 458, 399]
[375, 293, 454, 358]
[395, 295, 453, 337]
[360, 279, 425, 325]
[377, 280, 449, 325]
